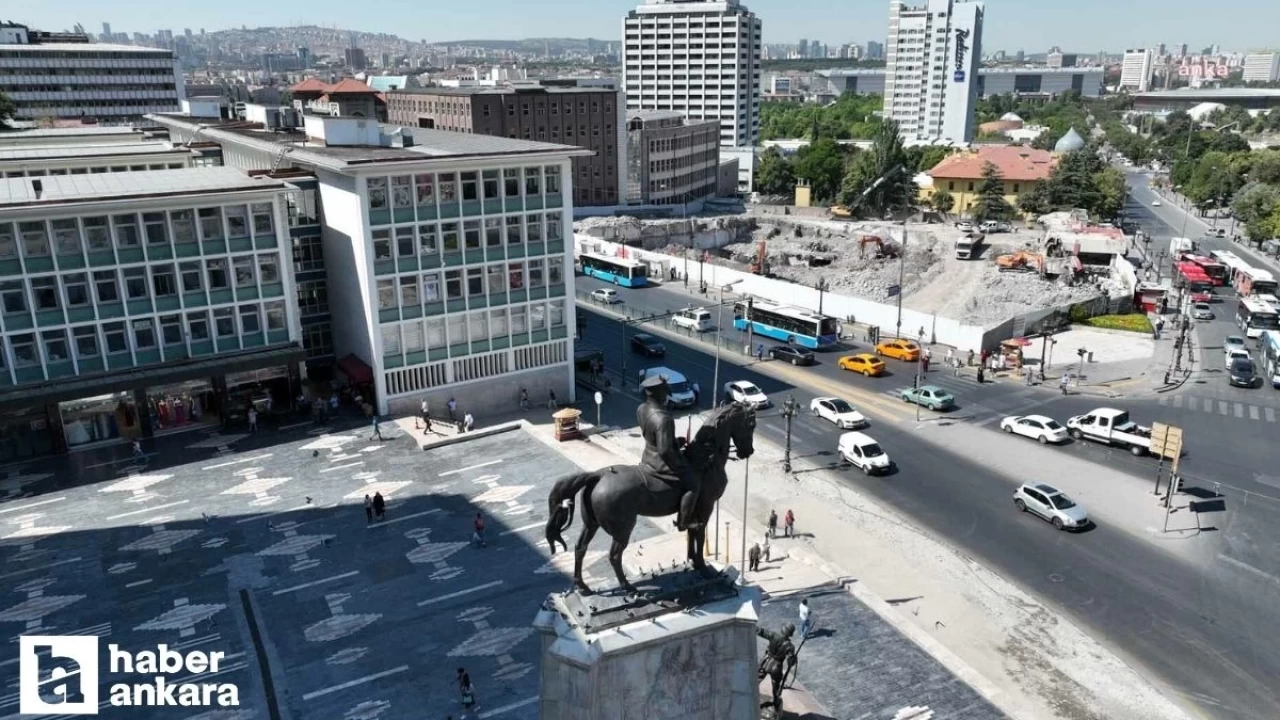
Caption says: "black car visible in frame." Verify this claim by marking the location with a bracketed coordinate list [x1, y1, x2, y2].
[1229, 357, 1257, 388]
[631, 333, 666, 357]
[768, 345, 815, 366]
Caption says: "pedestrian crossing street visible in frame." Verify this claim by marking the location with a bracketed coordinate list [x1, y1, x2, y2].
[1158, 392, 1279, 423]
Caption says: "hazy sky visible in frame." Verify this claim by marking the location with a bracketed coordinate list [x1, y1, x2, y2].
[20, 0, 1280, 53]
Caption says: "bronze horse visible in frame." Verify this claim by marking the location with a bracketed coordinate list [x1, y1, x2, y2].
[544, 402, 757, 595]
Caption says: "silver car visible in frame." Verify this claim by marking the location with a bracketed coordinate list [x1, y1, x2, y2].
[1191, 303, 1213, 320]
[1014, 483, 1089, 531]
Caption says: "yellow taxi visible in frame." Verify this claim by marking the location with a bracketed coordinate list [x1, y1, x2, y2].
[874, 338, 921, 362]
[838, 353, 886, 377]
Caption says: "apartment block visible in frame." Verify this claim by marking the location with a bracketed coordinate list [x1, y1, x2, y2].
[1242, 52, 1280, 83]
[385, 85, 621, 207]
[0, 22, 184, 122]
[1120, 49, 1154, 92]
[625, 111, 721, 206]
[622, 0, 763, 149]
[151, 111, 589, 420]
[0, 168, 305, 460]
[884, 0, 985, 145]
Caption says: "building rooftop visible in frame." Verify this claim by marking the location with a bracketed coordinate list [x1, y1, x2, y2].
[0, 142, 190, 162]
[386, 85, 617, 96]
[0, 42, 172, 53]
[1134, 88, 1280, 100]
[928, 145, 1058, 182]
[0, 126, 145, 141]
[628, 110, 685, 122]
[0, 167, 285, 209]
[818, 65, 1103, 78]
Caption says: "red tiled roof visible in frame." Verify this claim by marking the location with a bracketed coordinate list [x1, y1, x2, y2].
[928, 146, 1058, 183]
[290, 78, 329, 93]
[325, 78, 378, 95]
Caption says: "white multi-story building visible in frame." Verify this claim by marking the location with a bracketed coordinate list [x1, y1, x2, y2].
[0, 22, 184, 122]
[1119, 49, 1155, 92]
[622, 0, 763, 149]
[1242, 52, 1280, 84]
[884, 0, 985, 145]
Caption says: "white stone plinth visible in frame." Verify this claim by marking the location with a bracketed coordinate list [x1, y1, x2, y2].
[533, 569, 761, 720]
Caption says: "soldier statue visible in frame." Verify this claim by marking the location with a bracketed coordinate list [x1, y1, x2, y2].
[757, 622, 798, 716]
[636, 374, 700, 531]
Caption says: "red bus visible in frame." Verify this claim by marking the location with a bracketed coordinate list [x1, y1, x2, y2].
[1176, 263, 1214, 302]
[1184, 254, 1228, 286]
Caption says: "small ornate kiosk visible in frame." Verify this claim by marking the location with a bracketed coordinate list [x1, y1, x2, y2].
[553, 407, 582, 441]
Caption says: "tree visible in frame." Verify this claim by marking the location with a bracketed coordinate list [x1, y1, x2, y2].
[1231, 183, 1280, 240]
[792, 138, 848, 204]
[0, 90, 15, 129]
[906, 145, 952, 173]
[1043, 148, 1106, 214]
[971, 162, 1015, 222]
[754, 146, 795, 196]
[1091, 167, 1128, 220]
[1018, 183, 1052, 218]
[837, 118, 913, 216]
[930, 189, 955, 218]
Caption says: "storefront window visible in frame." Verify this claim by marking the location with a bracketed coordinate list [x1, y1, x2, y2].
[147, 380, 215, 432]
[60, 392, 139, 447]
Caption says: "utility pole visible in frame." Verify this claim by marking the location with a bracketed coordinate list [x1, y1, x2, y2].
[896, 219, 907, 338]
[739, 456, 750, 582]
[620, 319, 630, 389]
[816, 277, 828, 317]
[916, 330, 925, 422]
[744, 296, 755, 361]
[781, 396, 798, 473]
[1076, 347, 1086, 388]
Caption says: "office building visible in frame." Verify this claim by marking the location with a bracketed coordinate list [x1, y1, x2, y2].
[1046, 48, 1077, 68]
[884, 0, 985, 145]
[0, 22, 184, 122]
[385, 85, 623, 208]
[625, 111, 721, 207]
[0, 168, 306, 461]
[1242, 52, 1280, 83]
[866, 40, 885, 59]
[623, 0, 763, 148]
[344, 47, 368, 71]
[150, 111, 587, 420]
[1120, 49, 1154, 92]
[817, 66, 1104, 99]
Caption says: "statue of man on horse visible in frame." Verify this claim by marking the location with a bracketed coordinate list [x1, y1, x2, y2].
[544, 374, 756, 595]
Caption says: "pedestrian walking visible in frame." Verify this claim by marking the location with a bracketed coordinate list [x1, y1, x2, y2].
[519, 388, 529, 410]
[1060, 374, 1071, 396]
[921, 355, 930, 373]
[967, 349, 975, 367]
[748, 543, 761, 572]
[457, 668, 476, 710]
[691, 381, 701, 406]
[463, 412, 475, 433]
[447, 397, 458, 421]
[767, 509, 778, 538]
[799, 598, 812, 639]
[1155, 318, 1165, 340]
[364, 494, 373, 524]
[945, 348, 954, 366]
[132, 439, 145, 462]
[372, 491, 386, 521]
[370, 415, 384, 441]
[423, 413, 432, 435]
[547, 389, 557, 409]
[784, 509, 795, 538]
[1024, 365, 1034, 386]
[756, 343, 765, 362]
[329, 392, 339, 413]
[248, 407, 258, 433]
[762, 533, 771, 562]
[976, 365, 985, 384]
[473, 512, 487, 547]
[417, 398, 429, 429]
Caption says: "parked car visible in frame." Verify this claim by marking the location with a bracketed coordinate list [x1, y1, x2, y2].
[1225, 347, 1251, 370]
[769, 345, 815, 366]
[1229, 357, 1258, 388]
[837, 353, 886, 376]
[980, 220, 1011, 233]
[875, 339, 921, 362]
[954, 221, 975, 232]
[838, 431, 892, 475]
[630, 333, 666, 357]
[670, 307, 713, 332]
[1152, 200, 1162, 207]
[1014, 483, 1089, 531]
[1000, 415, 1069, 444]
[810, 397, 867, 429]
[723, 380, 771, 408]
[1191, 303, 1214, 320]
[590, 288, 621, 304]
[898, 385, 956, 411]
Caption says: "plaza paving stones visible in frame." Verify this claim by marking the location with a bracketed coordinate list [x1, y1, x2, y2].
[758, 585, 1007, 720]
[0, 425, 661, 720]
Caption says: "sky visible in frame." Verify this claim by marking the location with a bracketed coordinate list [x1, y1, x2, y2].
[18, 0, 1280, 54]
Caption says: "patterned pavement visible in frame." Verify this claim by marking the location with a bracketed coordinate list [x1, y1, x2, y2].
[0, 422, 659, 720]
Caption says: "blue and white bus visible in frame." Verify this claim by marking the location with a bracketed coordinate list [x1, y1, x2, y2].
[579, 252, 648, 288]
[1261, 330, 1280, 388]
[733, 299, 840, 349]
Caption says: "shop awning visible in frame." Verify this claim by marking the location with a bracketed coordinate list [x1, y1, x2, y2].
[0, 344, 305, 412]
[336, 354, 374, 385]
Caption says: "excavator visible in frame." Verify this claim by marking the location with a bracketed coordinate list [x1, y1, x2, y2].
[995, 250, 1045, 274]
[858, 235, 899, 259]
[829, 205, 853, 220]
[748, 240, 770, 275]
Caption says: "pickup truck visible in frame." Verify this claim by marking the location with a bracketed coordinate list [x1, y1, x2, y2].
[1065, 408, 1152, 456]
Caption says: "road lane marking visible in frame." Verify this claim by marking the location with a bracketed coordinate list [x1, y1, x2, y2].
[501, 521, 545, 536]
[272, 570, 360, 595]
[1202, 399, 1213, 413]
[418, 580, 504, 607]
[1219, 401, 1229, 416]
[0, 496, 65, 515]
[1187, 396, 1197, 411]
[1233, 403, 1244, 418]
[1267, 408, 1276, 423]
[439, 459, 504, 477]
[1249, 405, 1260, 421]
[480, 697, 539, 718]
[105, 499, 189, 520]
[1173, 395, 1184, 408]
[301, 665, 409, 701]
[202, 453, 272, 470]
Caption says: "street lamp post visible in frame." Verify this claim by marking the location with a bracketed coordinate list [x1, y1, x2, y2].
[915, 330, 925, 422]
[781, 396, 799, 473]
[896, 218, 907, 338]
[1076, 347, 1087, 389]
[815, 277, 829, 317]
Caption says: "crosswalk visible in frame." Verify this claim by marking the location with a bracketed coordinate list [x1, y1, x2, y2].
[1157, 393, 1279, 423]
[872, 371, 985, 402]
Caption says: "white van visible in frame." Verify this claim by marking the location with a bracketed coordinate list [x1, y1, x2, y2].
[671, 307, 714, 332]
[637, 367, 698, 408]
[838, 431, 892, 475]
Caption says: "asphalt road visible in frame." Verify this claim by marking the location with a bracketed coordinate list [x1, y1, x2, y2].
[578, 303, 1280, 720]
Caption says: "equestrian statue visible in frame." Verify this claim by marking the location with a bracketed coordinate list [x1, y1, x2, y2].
[544, 374, 757, 595]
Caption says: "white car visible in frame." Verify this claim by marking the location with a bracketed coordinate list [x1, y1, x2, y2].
[1225, 347, 1251, 370]
[1014, 483, 1089, 531]
[723, 380, 771, 408]
[1000, 415, 1069, 444]
[1224, 335, 1246, 356]
[838, 431, 892, 475]
[671, 307, 713, 332]
[955, 221, 975, 232]
[809, 397, 867, 429]
[1152, 200, 1162, 206]
[590, 288, 621, 304]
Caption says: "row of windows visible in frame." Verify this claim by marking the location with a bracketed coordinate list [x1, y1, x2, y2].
[367, 168, 561, 214]
[375, 258, 567, 311]
[380, 300, 567, 356]
[2, 301, 287, 370]
[0, 67, 175, 76]
[6, 84, 179, 93]
[371, 212, 563, 260]
[14, 100, 179, 112]
[2, 162, 187, 178]
[0, 253, 283, 315]
[0, 204, 275, 260]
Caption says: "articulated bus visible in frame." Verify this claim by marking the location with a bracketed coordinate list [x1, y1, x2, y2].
[1237, 297, 1280, 339]
[1234, 266, 1279, 297]
[733, 299, 840, 349]
[1210, 250, 1248, 285]
[578, 252, 648, 288]
[1183, 254, 1228, 286]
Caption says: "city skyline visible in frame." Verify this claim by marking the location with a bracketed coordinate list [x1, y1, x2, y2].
[16, 0, 1280, 55]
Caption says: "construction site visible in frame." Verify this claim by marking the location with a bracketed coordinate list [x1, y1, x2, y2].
[575, 210, 1128, 328]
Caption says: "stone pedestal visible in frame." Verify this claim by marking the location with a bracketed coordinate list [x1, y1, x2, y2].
[533, 566, 760, 720]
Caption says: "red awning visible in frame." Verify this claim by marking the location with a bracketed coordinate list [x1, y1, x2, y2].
[336, 354, 374, 385]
